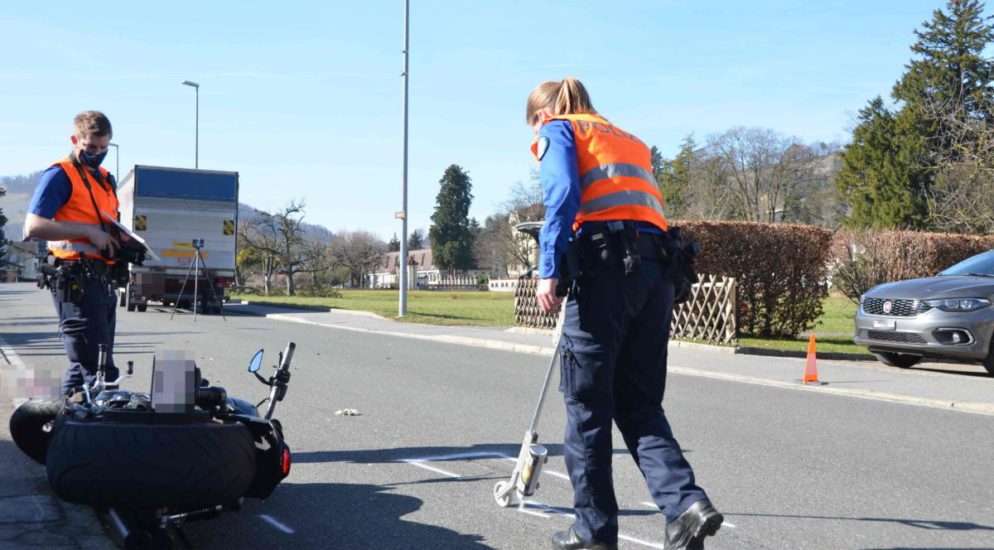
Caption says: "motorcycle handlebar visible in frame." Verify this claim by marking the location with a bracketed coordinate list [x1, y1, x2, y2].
[279, 342, 295, 372]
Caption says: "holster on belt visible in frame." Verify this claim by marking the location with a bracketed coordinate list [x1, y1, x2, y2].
[666, 227, 701, 304]
[555, 239, 582, 298]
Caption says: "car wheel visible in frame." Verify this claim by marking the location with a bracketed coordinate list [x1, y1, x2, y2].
[873, 352, 921, 369]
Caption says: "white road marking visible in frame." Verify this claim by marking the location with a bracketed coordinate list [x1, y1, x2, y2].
[400, 453, 668, 549]
[410, 451, 511, 462]
[260, 312, 994, 415]
[402, 460, 462, 478]
[669, 365, 994, 416]
[259, 514, 295, 534]
[500, 455, 572, 481]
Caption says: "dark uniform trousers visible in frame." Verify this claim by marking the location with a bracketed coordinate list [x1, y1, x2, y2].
[560, 252, 707, 543]
[52, 270, 119, 395]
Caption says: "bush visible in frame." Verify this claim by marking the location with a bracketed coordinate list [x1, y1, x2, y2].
[831, 229, 994, 302]
[675, 221, 832, 338]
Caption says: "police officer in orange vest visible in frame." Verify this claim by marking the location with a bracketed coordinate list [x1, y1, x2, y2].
[527, 79, 723, 550]
[24, 111, 122, 396]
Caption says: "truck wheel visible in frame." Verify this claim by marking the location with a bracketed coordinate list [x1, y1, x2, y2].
[47, 415, 257, 509]
[136, 304, 148, 312]
[9, 399, 64, 465]
[873, 352, 921, 369]
[127, 303, 136, 312]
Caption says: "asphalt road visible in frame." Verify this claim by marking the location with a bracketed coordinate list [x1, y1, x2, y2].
[2, 283, 994, 550]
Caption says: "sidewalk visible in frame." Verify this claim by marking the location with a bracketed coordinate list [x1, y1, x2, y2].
[230, 301, 994, 416]
[0, 398, 115, 550]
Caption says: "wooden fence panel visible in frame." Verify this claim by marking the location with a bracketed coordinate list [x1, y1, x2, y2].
[514, 274, 737, 344]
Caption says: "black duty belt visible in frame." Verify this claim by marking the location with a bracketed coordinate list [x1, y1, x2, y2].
[56, 259, 111, 276]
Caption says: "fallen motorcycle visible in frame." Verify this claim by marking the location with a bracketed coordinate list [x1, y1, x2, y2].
[9, 341, 297, 549]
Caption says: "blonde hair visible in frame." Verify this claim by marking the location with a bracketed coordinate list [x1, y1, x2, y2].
[74, 110, 112, 138]
[526, 77, 596, 124]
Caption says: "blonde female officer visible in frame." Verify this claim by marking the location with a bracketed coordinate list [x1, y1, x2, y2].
[528, 78, 722, 550]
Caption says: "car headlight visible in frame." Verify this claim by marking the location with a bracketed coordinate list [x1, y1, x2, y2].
[923, 298, 992, 312]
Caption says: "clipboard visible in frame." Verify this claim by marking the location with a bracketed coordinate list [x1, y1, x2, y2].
[101, 211, 161, 262]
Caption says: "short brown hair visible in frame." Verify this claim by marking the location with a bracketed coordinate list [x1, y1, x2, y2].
[74, 111, 112, 138]
[525, 77, 596, 124]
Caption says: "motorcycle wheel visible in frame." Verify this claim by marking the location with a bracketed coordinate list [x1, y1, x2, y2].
[46, 414, 256, 509]
[9, 399, 64, 465]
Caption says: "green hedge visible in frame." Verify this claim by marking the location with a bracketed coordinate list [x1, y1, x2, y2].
[675, 221, 833, 338]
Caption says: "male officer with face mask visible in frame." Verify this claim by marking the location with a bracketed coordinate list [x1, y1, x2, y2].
[24, 111, 122, 396]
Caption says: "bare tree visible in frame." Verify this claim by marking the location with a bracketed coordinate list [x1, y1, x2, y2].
[706, 127, 819, 223]
[237, 220, 279, 295]
[240, 201, 311, 296]
[473, 214, 511, 275]
[918, 96, 994, 233]
[330, 230, 386, 288]
[301, 236, 335, 288]
[683, 155, 734, 221]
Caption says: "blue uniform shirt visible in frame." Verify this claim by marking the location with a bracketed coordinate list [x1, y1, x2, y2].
[27, 166, 73, 219]
[537, 120, 664, 279]
[537, 120, 580, 279]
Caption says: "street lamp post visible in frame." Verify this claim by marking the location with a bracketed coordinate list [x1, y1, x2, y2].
[108, 142, 119, 182]
[398, 0, 410, 317]
[181, 80, 199, 169]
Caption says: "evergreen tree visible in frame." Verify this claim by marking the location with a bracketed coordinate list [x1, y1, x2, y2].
[387, 233, 401, 252]
[837, 98, 928, 228]
[429, 165, 475, 271]
[657, 135, 696, 218]
[649, 145, 666, 181]
[838, 0, 994, 229]
[407, 229, 425, 250]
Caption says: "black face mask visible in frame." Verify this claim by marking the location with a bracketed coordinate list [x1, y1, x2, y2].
[79, 149, 107, 168]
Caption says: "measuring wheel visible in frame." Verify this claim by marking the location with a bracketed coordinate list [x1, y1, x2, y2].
[493, 480, 518, 508]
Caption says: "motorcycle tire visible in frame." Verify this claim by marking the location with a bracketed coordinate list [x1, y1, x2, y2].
[9, 399, 64, 465]
[46, 414, 257, 510]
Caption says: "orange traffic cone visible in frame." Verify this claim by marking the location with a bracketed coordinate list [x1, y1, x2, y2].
[802, 334, 823, 385]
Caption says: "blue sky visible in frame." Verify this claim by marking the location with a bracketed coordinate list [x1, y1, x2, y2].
[0, 1, 948, 239]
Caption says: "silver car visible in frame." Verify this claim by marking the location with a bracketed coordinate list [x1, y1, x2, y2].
[854, 249, 994, 375]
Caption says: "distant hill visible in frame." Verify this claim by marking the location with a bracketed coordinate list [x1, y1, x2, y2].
[1, 171, 334, 244]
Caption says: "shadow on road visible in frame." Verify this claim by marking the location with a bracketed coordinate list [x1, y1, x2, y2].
[730, 511, 994, 532]
[181, 481, 496, 549]
[294, 442, 641, 466]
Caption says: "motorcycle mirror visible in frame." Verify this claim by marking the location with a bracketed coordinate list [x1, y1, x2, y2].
[248, 350, 264, 373]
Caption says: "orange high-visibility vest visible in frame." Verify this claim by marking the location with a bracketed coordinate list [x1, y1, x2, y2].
[533, 113, 668, 232]
[48, 158, 119, 263]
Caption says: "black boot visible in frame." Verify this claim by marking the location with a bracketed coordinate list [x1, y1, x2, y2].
[551, 527, 618, 550]
[665, 499, 723, 550]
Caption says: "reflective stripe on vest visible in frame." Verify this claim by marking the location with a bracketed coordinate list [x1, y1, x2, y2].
[48, 158, 119, 262]
[49, 233, 105, 258]
[537, 114, 668, 232]
[579, 162, 656, 191]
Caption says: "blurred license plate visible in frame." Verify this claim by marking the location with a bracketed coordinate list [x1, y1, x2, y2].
[873, 320, 897, 331]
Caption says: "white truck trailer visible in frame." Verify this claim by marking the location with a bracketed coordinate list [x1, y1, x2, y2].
[116, 165, 239, 313]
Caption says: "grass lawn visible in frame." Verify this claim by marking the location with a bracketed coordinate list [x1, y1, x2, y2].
[230, 290, 516, 327]
[737, 293, 869, 356]
[232, 290, 870, 355]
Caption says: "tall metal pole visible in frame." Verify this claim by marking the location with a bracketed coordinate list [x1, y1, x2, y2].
[195, 85, 199, 169]
[109, 143, 119, 182]
[182, 80, 200, 169]
[398, 0, 410, 317]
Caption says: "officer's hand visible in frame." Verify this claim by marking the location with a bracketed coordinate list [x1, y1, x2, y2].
[537, 278, 562, 314]
[87, 228, 119, 257]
